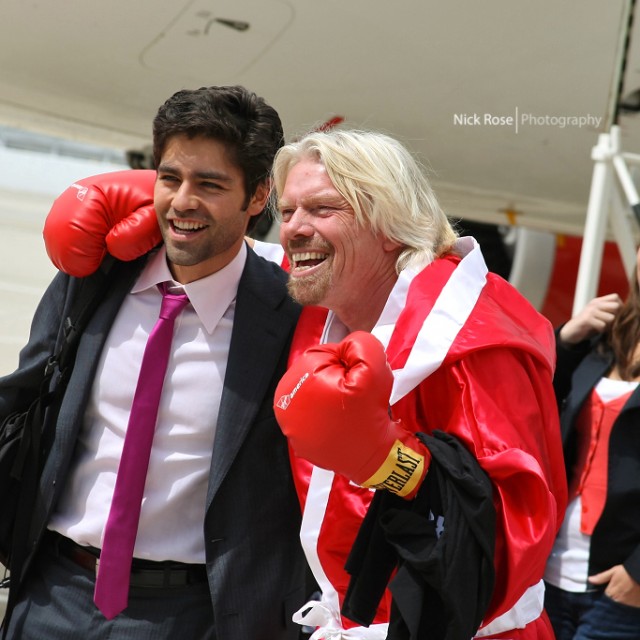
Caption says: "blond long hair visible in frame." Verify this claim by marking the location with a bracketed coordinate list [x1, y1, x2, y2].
[272, 130, 458, 272]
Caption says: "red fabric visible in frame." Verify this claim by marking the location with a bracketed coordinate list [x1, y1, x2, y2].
[394, 261, 566, 624]
[571, 388, 633, 535]
[287, 305, 328, 515]
[398, 344, 564, 626]
[285, 256, 567, 637]
[286, 306, 392, 627]
[386, 255, 556, 372]
[317, 475, 387, 626]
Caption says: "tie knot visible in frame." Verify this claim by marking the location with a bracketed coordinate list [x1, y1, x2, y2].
[158, 283, 190, 321]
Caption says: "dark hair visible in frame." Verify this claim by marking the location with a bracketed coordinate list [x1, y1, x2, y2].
[152, 86, 284, 229]
[606, 274, 640, 379]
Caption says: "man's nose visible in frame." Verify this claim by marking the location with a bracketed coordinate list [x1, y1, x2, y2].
[283, 208, 314, 236]
[171, 183, 198, 211]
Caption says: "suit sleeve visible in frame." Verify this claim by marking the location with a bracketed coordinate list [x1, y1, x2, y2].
[553, 325, 593, 409]
[0, 271, 73, 418]
[409, 346, 568, 623]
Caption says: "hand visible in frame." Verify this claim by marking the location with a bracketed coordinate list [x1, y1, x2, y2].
[559, 293, 623, 345]
[43, 170, 161, 277]
[274, 331, 431, 499]
[589, 565, 640, 607]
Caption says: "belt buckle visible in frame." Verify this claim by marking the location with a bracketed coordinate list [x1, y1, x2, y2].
[95, 557, 100, 577]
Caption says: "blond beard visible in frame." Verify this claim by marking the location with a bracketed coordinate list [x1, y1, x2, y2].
[286, 269, 332, 306]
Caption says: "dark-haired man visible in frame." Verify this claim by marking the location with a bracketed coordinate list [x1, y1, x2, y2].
[0, 86, 306, 639]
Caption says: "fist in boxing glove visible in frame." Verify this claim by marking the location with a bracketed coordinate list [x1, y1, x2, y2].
[274, 331, 431, 499]
[43, 170, 162, 277]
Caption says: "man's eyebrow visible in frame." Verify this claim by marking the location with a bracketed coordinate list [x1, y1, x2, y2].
[156, 164, 234, 182]
[278, 194, 344, 209]
[195, 171, 234, 182]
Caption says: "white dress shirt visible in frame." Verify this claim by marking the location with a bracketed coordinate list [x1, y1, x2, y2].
[49, 244, 247, 563]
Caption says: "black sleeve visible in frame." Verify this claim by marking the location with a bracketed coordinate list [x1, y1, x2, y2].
[0, 271, 74, 418]
[343, 431, 496, 640]
[553, 324, 593, 409]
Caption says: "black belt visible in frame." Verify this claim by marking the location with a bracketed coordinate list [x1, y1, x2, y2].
[44, 531, 208, 589]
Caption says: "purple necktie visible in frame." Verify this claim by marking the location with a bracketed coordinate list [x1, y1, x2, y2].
[94, 283, 190, 619]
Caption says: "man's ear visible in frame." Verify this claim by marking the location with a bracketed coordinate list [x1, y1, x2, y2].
[247, 180, 271, 218]
[381, 235, 403, 253]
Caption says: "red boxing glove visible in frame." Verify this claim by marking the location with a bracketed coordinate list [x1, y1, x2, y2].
[43, 170, 162, 277]
[275, 331, 431, 499]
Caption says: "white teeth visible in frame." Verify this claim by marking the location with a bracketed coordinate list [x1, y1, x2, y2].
[292, 251, 328, 270]
[172, 220, 207, 231]
[296, 252, 326, 261]
[291, 251, 329, 272]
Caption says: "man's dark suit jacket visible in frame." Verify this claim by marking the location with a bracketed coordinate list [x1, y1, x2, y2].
[0, 245, 306, 639]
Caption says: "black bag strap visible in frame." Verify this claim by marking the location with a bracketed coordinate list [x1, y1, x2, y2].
[2, 256, 120, 634]
[56, 256, 120, 380]
[9, 255, 119, 492]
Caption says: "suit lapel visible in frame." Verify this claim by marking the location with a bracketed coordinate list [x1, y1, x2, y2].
[53, 258, 147, 458]
[41, 257, 147, 518]
[560, 348, 611, 442]
[206, 248, 296, 507]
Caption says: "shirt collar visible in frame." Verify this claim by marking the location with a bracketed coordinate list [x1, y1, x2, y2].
[132, 243, 247, 334]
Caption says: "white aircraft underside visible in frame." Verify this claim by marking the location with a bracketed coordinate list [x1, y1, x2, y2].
[2, 0, 640, 372]
[1, 0, 639, 235]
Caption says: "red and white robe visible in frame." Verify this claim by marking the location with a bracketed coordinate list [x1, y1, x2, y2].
[254, 237, 567, 639]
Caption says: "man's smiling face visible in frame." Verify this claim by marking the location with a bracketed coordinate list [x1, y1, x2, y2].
[278, 158, 397, 324]
[154, 134, 267, 284]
